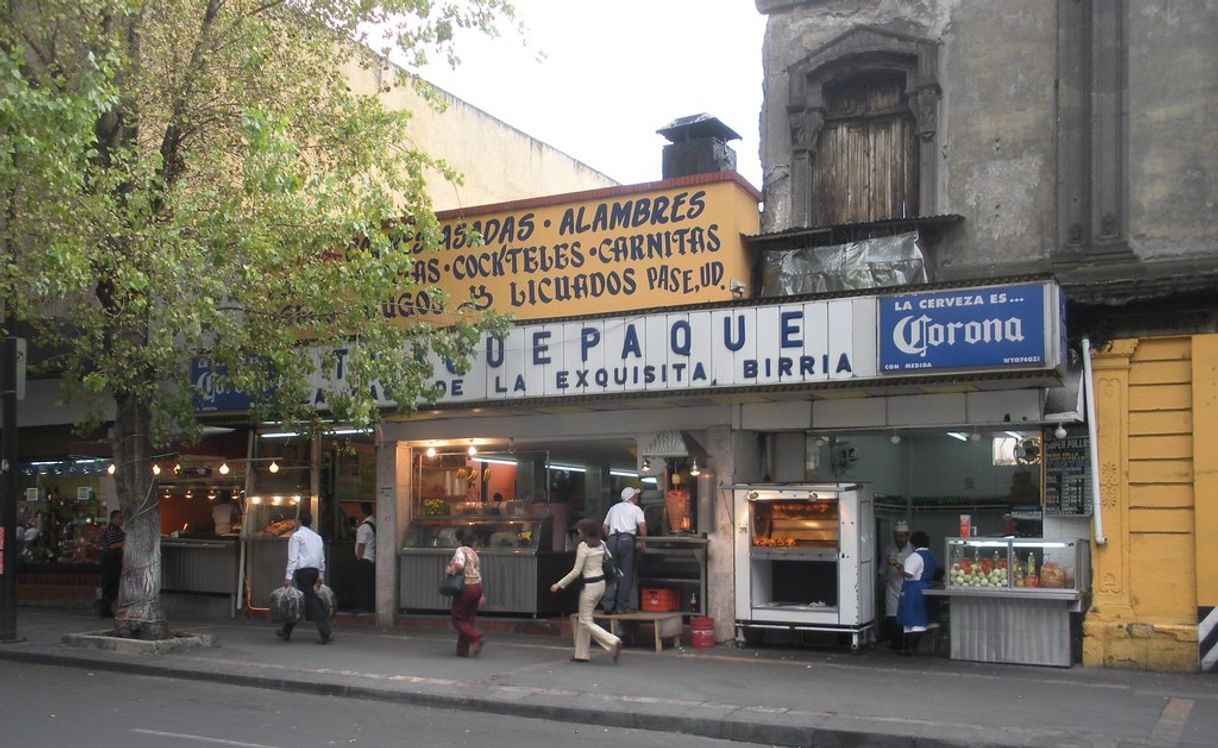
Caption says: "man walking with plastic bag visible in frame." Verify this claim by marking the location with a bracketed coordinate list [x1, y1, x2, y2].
[276, 511, 333, 644]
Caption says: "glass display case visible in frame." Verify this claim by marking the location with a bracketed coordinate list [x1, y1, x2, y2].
[945, 537, 1086, 593]
[400, 451, 573, 615]
[932, 536, 1091, 667]
[750, 499, 839, 549]
[240, 495, 305, 539]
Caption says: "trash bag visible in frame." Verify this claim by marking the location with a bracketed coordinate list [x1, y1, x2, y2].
[269, 585, 304, 625]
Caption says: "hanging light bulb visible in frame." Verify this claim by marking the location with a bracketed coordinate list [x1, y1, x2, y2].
[173, 463, 181, 475]
[1053, 424, 1068, 440]
[218, 461, 230, 475]
[152, 463, 162, 475]
[467, 443, 478, 456]
[968, 430, 982, 442]
[889, 433, 902, 445]
[689, 459, 701, 477]
[268, 461, 280, 474]
[425, 446, 437, 458]
[107, 463, 116, 476]
[641, 457, 651, 471]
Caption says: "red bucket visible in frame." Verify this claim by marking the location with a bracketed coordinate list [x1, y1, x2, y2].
[689, 616, 715, 649]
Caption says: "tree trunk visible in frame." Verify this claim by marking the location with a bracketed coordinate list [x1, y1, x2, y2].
[111, 392, 170, 640]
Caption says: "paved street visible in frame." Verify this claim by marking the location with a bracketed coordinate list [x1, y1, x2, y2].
[2, 608, 1216, 747]
[0, 661, 758, 748]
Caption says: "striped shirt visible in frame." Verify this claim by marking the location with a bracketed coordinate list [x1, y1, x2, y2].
[100, 523, 125, 551]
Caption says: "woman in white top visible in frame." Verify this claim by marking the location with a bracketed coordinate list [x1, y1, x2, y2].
[550, 519, 623, 663]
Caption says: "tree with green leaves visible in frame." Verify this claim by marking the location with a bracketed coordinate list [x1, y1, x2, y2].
[0, 0, 514, 639]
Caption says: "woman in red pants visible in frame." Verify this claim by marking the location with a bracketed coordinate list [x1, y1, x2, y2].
[446, 527, 485, 657]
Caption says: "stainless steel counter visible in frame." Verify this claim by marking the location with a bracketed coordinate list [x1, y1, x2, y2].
[243, 538, 290, 610]
[398, 548, 574, 615]
[160, 538, 239, 595]
[925, 588, 1079, 667]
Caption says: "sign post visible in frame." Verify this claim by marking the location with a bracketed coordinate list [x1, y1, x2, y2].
[1, 335, 21, 642]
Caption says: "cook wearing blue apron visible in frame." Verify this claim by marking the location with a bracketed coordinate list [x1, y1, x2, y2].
[895, 538, 936, 655]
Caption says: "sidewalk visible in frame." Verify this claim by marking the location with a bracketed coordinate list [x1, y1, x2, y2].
[1, 608, 1214, 747]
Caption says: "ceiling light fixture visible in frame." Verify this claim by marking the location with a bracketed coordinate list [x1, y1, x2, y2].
[1053, 424, 1068, 440]
[889, 433, 902, 445]
[268, 461, 280, 474]
[107, 463, 116, 475]
[218, 462, 230, 475]
[689, 459, 701, 477]
[969, 431, 982, 442]
[152, 463, 161, 475]
[467, 443, 477, 456]
[425, 446, 437, 458]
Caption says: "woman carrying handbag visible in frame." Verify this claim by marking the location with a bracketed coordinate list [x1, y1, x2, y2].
[550, 519, 623, 663]
[446, 527, 485, 657]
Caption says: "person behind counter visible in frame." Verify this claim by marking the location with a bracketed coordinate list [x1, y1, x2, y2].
[446, 527, 485, 657]
[277, 511, 333, 645]
[896, 530, 937, 657]
[551, 519, 623, 663]
[354, 501, 376, 613]
[880, 520, 914, 651]
[97, 510, 125, 618]
[602, 486, 647, 614]
[211, 492, 239, 536]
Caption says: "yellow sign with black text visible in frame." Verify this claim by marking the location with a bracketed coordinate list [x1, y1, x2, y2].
[384, 174, 760, 324]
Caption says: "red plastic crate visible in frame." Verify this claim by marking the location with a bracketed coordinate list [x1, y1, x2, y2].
[641, 587, 679, 612]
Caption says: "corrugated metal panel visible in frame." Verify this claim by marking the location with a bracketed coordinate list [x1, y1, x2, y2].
[161, 542, 238, 594]
[949, 595, 1072, 667]
[398, 551, 541, 614]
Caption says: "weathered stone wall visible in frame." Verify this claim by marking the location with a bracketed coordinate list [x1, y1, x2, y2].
[757, 0, 1218, 279]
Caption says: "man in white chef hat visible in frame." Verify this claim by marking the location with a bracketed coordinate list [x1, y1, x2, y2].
[880, 520, 914, 651]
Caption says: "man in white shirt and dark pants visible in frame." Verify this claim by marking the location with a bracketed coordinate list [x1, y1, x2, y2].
[602, 486, 647, 613]
[354, 502, 376, 613]
[277, 511, 333, 644]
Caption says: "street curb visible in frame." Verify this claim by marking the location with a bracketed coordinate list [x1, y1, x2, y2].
[0, 648, 990, 748]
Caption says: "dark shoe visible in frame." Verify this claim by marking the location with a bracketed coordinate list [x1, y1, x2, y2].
[276, 630, 291, 641]
[470, 638, 483, 657]
[611, 641, 622, 663]
[570, 657, 589, 663]
[316, 634, 333, 645]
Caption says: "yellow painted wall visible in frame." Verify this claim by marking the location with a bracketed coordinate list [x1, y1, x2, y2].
[343, 57, 617, 212]
[1083, 335, 1216, 672]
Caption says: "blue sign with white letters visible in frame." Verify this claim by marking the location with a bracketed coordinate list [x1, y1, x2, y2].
[191, 358, 251, 413]
[878, 282, 1051, 373]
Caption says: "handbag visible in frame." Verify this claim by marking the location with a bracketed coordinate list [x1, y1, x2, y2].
[439, 570, 465, 597]
[601, 544, 621, 582]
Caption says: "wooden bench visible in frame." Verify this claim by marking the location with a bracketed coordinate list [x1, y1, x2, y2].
[569, 611, 683, 652]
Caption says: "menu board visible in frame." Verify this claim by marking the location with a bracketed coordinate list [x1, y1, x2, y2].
[1043, 434, 1091, 516]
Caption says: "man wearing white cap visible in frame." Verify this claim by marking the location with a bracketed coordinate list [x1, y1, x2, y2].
[602, 486, 647, 613]
[880, 520, 914, 650]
